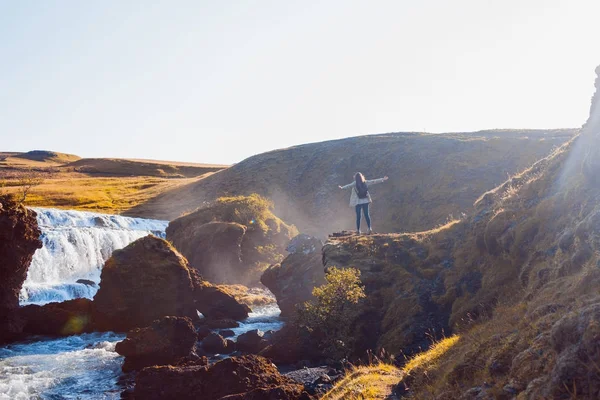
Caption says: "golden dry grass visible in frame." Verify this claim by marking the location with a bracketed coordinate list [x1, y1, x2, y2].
[322, 363, 403, 400]
[1, 176, 200, 214]
[0, 152, 228, 216]
[402, 335, 460, 376]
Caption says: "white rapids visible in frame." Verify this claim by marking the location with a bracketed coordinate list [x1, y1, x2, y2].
[20, 208, 168, 305]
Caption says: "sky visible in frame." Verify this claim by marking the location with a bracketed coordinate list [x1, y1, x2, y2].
[0, 1, 599, 164]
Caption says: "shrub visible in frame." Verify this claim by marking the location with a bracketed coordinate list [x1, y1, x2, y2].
[297, 267, 366, 360]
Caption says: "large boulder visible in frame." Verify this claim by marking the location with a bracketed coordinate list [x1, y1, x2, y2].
[261, 235, 325, 318]
[0, 197, 42, 343]
[19, 298, 94, 336]
[134, 355, 314, 399]
[201, 332, 231, 354]
[115, 316, 198, 372]
[190, 269, 251, 320]
[236, 329, 269, 354]
[92, 235, 197, 331]
[166, 195, 297, 286]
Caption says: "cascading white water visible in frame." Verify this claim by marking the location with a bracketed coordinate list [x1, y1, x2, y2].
[20, 208, 168, 305]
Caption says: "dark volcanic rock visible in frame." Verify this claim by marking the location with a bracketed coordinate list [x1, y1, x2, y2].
[93, 236, 249, 332]
[261, 235, 325, 318]
[19, 298, 94, 336]
[190, 270, 250, 321]
[0, 197, 42, 343]
[201, 332, 229, 354]
[134, 355, 313, 400]
[236, 329, 269, 354]
[115, 316, 197, 372]
[220, 329, 235, 338]
[92, 235, 197, 332]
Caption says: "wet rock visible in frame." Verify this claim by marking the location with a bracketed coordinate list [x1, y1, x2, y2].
[76, 279, 96, 287]
[220, 329, 235, 338]
[115, 316, 197, 372]
[134, 355, 313, 400]
[197, 325, 212, 340]
[19, 298, 94, 336]
[261, 235, 325, 318]
[0, 198, 42, 343]
[191, 270, 251, 321]
[202, 332, 228, 354]
[236, 329, 269, 354]
[92, 236, 197, 332]
[203, 318, 240, 329]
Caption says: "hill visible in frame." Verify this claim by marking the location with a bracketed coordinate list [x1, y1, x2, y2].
[0, 150, 81, 167]
[318, 65, 600, 398]
[126, 129, 576, 235]
[0, 153, 228, 214]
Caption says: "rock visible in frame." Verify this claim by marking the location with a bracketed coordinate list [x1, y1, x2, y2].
[197, 326, 212, 340]
[203, 319, 240, 329]
[92, 235, 197, 331]
[166, 195, 296, 286]
[19, 298, 94, 336]
[261, 235, 325, 318]
[190, 270, 250, 321]
[202, 332, 228, 354]
[220, 329, 235, 338]
[169, 221, 247, 284]
[134, 355, 313, 400]
[0, 198, 42, 343]
[115, 316, 197, 372]
[225, 339, 236, 353]
[236, 329, 269, 354]
[286, 235, 323, 255]
[258, 325, 322, 365]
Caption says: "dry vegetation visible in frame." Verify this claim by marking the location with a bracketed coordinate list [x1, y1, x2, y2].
[124, 129, 576, 233]
[322, 363, 403, 400]
[0, 151, 227, 215]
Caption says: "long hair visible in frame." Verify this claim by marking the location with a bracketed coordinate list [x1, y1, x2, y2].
[355, 172, 366, 186]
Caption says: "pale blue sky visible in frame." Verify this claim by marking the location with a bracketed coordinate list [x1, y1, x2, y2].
[1, 1, 598, 164]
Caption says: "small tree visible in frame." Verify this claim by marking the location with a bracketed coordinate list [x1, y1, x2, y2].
[297, 266, 366, 360]
[16, 171, 44, 204]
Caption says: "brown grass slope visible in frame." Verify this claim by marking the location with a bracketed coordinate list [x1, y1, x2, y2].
[0, 153, 227, 214]
[126, 129, 575, 234]
[323, 66, 600, 399]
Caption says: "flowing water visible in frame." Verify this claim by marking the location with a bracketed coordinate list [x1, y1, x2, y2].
[21, 208, 168, 305]
[0, 332, 127, 400]
[2, 208, 284, 398]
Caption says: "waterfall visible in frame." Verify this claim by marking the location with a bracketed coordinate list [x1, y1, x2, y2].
[20, 208, 168, 305]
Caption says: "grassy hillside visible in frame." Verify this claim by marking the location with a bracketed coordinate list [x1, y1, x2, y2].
[0, 152, 227, 214]
[126, 129, 576, 235]
[321, 66, 600, 398]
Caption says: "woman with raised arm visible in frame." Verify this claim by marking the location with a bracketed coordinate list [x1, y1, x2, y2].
[339, 172, 388, 235]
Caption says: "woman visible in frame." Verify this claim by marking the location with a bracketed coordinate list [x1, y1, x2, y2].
[339, 172, 388, 235]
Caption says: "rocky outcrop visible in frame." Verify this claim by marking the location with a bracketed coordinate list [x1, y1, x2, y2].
[166, 195, 297, 286]
[92, 235, 197, 331]
[92, 235, 249, 332]
[261, 235, 324, 318]
[0, 197, 42, 343]
[190, 269, 250, 320]
[115, 316, 198, 372]
[134, 355, 313, 400]
[236, 329, 269, 354]
[201, 332, 232, 354]
[19, 298, 94, 336]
